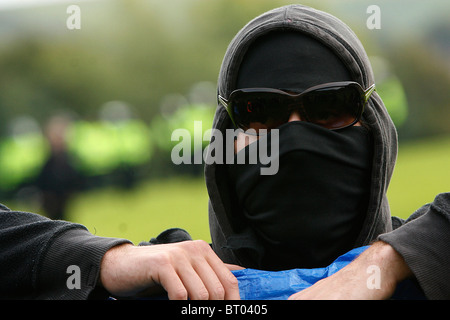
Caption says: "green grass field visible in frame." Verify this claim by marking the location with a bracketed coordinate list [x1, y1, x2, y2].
[65, 135, 450, 244]
[387, 135, 450, 219]
[66, 177, 212, 244]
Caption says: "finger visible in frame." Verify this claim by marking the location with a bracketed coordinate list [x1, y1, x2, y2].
[157, 264, 188, 300]
[191, 258, 227, 300]
[226, 263, 245, 271]
[176, 262, 211, 300]
[204, 251, 241, 300]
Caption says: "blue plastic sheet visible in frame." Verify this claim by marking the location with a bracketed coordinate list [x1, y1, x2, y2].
[232, 246, 426, 300]
[232, 246, 368, 300]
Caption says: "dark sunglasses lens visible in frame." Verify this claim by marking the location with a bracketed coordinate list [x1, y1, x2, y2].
[228, 84, 364, 131]
[230, 92, 289, 131]
[302, 86, 362, 129]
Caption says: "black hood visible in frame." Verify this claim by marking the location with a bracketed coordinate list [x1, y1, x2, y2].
[205, 4, 398, 267]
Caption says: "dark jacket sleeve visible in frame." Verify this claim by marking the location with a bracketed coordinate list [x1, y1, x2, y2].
[379, 192, 450, 300]
[0, 204, 131, 299]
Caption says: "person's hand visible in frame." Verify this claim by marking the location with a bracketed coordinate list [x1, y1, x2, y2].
[99, 240, 241, 300]
[289, 241, 412, 300]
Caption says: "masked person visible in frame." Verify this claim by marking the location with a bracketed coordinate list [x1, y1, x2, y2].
[205, 4, 398, 271]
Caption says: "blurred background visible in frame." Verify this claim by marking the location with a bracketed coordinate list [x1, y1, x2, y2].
[0, 0, 448, 244]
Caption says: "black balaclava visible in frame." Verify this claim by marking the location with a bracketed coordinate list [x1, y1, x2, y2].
[236, 30, 353, 90]
[226, 30, 373, 270]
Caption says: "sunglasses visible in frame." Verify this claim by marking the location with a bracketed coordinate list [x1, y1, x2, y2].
[219, 81, 376, 132]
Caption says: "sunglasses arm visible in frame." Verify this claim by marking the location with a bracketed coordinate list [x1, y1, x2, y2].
[364, 84, 376, 103]
[218, 95, 239, 128]
[218, 95, 228, 107]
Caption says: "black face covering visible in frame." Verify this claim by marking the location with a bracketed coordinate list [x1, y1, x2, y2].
[224, 30, 372, 270]
[227, 121, 372, 270]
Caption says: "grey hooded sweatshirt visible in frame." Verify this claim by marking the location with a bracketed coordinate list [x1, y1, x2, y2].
[206, 4, 397, 268]
[207, 4, 450, 300]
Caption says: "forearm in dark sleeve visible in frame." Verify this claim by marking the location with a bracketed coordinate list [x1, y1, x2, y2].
[36, 228, 131, 299]
[0, 206, 130, 299]
[379, 193, 450, 300]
